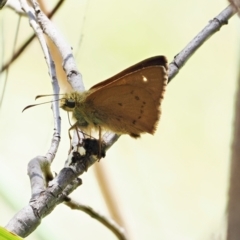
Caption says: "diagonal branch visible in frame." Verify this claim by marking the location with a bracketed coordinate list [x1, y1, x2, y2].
[168, 4, 237, 82]
[65, 199, 127, 240]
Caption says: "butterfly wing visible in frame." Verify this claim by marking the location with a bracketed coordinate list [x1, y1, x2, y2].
[90, 56, 168, 91]
[84, 65, 167, 137]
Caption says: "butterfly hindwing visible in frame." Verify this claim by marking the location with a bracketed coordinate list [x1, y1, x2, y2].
[84, 66, 167, 137]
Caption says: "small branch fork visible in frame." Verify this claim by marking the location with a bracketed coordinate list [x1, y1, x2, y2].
[3, 1, 238, 239]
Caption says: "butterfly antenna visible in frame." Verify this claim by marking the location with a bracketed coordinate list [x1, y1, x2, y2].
[22, 99, 62, 112]
[35, 94, 64, 100]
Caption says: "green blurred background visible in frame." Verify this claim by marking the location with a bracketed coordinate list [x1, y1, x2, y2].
[0, 0, 239, 239]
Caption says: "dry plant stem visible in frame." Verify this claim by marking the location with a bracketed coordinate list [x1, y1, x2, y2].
[32, 0, 84, 92]
[6, 147, 112, 236]
[4, 1, 62, 236]
[31, 1, 86, 155]
[6, 156, 91, 237]
[0, 0, 65, 73]
[227, 56, 240, 238]
[103, 132, 120, 150]
[28, 156, 49, 197]
[5, 0, 24, 14]
[0, 15, 22, 108]
[0, 0, 7, 9]
[168, 4, 237, 82]
[6, 177, 82, 237]
[228, 0, 240, 9]
[65, 199, 127, 240]
[19, 0, 61, 195]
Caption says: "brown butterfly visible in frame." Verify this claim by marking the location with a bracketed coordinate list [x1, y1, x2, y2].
[60, 56, 168, 139]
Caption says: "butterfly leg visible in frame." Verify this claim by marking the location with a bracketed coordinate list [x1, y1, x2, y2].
[98, 126, 102, 160]
[68, 122, 81, 154]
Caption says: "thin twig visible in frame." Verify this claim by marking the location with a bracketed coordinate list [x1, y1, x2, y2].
[0, 15, 22, 108]
[65, 199, 127, 240]
[74, 0, 91, 58]
[168, 4, 237, 82]
[0, 0, 65, 73]
[19, 0, 61, 198]
[33, 2, 84, 92]
[0, 0, 7, 9]
[5, 176, 82, 237]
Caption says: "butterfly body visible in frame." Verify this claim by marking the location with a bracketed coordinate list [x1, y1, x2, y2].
[60, 56, 168, 138]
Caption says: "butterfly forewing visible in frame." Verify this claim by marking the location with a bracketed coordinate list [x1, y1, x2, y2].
[90, 56, 168, 91]
[84, 66, 167, 137]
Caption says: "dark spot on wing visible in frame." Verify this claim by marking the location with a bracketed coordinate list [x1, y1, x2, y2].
[132, 120, 136, 125]
[135, 96, 140, 100]
[130, 133, 140, 138]
[116, 115, 123, 121]
[118, 103, 123, 106]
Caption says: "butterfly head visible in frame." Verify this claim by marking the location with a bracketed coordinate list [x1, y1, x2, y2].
[60, 97, 76, 112]
[60, 92, 86, 112]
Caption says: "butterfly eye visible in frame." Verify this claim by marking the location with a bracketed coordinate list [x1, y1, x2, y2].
[65, 99, 76, 108]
